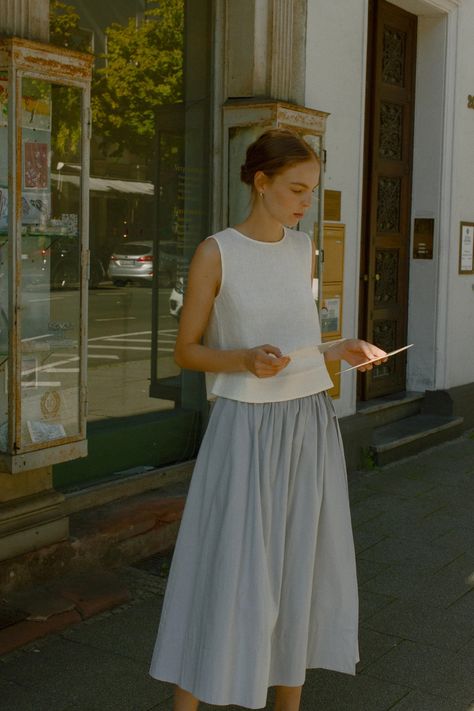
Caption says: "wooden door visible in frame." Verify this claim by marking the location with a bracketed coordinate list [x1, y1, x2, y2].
[359, 0, 417, 399]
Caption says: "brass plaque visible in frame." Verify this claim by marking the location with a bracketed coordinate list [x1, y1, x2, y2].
[324, 190, 341, 222]
[413, 218, 434, 260]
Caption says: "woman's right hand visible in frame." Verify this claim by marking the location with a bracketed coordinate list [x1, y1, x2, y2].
[244, 345, 291, 378]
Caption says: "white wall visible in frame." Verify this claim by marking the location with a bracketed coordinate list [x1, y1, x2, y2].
[407, 16, 447, 391]
[305, 0, 368, 416]
[443, 0, 474, 388]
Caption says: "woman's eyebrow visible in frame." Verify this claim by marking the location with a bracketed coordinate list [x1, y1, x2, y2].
[290, 181, 319, 190]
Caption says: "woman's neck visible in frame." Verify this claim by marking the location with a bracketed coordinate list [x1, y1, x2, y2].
[234, 208, 284, 243]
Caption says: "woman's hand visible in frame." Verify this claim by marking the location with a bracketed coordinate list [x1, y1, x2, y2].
[244, 344, 291, 378]
[325, 338, 388, 372]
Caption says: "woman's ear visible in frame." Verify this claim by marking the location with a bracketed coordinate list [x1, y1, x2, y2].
[253, 170, 267, 195]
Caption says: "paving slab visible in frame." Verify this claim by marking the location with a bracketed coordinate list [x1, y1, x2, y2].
[300, 668, 411, 711]
[62, 597, 162, 663]
[361, 553, 474, 608]
[364, 638, 474, 703]
[356, 533, 463, 574]
[358, 589, 397, 622]
[354, 506, 459, 544]
[388, 690, 469, 710]
[355, 557, 391, 586]
[363, 598, 474, 651]
[356, 627, 404, 672]
[0, 636, 170, 711]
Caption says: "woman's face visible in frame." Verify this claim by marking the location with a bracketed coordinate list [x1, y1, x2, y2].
[256, 158, 320, 227]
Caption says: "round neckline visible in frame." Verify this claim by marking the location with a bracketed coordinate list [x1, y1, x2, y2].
[230, 226, 287, 245]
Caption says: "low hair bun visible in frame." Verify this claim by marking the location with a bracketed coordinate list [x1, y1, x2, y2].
[240, 163, 251, 185]
[239, 128, 318, 191]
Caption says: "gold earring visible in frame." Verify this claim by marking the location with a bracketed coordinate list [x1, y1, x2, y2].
[260, 192, 264, 198]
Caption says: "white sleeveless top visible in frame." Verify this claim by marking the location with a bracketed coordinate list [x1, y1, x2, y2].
[203, 227, 338, 403]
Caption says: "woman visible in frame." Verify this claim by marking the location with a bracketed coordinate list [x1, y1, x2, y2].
[150, 129, 387, 711]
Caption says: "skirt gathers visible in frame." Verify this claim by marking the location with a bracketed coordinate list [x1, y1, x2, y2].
[149, 392, 359, 709]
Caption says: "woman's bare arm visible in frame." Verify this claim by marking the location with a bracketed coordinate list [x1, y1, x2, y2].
[174, 238, 290, 378]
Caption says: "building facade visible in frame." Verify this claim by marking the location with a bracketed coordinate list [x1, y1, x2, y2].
[0, 0, 473, 563]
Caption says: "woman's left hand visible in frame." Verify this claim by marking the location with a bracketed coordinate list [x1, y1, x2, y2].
[325, 338, 388, 372]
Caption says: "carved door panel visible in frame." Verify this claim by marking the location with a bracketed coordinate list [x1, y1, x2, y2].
[359, 0, 417, 399]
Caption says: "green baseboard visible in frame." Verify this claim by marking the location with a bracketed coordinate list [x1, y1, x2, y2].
[53, 408, 201, 490]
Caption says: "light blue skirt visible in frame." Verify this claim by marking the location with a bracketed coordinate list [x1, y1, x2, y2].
[150, 392, 359, 709]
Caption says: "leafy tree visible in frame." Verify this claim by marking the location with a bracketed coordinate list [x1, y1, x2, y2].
[49, 0, 90, 51]
[49, 0, 91, 161]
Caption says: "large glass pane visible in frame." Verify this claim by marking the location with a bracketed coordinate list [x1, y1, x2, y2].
[20, 78, 83, 448]
[0, 72, 8, 449]
[49, 0, 211, 481]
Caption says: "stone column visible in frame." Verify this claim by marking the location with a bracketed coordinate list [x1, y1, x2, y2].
[223, 0, 308, 103]
[0, 0, 50, 42]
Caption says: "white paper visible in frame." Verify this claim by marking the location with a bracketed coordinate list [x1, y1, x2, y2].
[27, 420, 66, 444]
[337, 344, 414, 375]
[461, 225, 474, 271]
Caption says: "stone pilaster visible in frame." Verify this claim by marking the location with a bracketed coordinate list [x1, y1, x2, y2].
[0, 468, 68, 562]
[223, 0, 307, 104]
[0, 0, 49, 42]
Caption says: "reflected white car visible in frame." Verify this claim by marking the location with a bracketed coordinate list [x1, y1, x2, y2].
[169, 278, 184, 320]
[108, 240, 177, 287]
[108, 241, 153, 286]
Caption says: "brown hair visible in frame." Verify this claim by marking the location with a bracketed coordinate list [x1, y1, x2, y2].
[240, 128, 319, 189]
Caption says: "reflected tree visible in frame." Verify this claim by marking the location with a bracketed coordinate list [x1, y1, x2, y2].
[50, 0, 184, 165]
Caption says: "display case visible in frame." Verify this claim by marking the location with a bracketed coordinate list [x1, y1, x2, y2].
[222, 100, 329, 304]
[0, 38, 93, 472]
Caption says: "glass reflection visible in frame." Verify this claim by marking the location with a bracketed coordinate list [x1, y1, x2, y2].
[49, 0, 203, 424]
[20, 78, 82, 447]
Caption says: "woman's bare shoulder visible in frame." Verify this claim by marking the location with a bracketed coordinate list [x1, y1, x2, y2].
[191, 236, 221, 272]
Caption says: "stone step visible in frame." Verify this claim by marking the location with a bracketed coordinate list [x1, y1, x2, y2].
[370, 414, 464, 466]
[357, 390, 425, 428]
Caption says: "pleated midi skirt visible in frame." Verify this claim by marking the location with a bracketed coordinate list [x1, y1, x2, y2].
[149, 392, 359, 709]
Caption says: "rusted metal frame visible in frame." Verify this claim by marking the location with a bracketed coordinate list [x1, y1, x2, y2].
[6, 61, 21, 454]
[79, 83, 91, 437]
[0, 38, 92, 466]
[0, 439, 88, 474]
[317, 131, 326, 308]
[9, 37, 93, 83]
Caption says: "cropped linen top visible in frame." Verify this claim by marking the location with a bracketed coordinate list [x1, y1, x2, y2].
[203, 227, 341, 403]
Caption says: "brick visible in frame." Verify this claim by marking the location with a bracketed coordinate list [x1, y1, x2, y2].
[50, 571, 130, 619]
[5, 588, 76, 622]
[0, 609, 81, 656]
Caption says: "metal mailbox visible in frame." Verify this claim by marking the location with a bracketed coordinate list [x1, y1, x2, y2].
[0, 38, 93, 472]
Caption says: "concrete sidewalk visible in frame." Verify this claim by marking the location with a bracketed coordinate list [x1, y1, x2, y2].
[1, 433, 474, 710]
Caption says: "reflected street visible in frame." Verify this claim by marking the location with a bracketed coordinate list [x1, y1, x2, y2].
[22, 283, 180, 421]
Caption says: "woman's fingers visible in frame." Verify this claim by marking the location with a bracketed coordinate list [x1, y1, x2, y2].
[260, 343, 283, 358]
[252, 345, 291, 377]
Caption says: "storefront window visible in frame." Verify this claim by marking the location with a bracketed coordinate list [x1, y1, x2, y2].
[49, 0, 211, 485]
